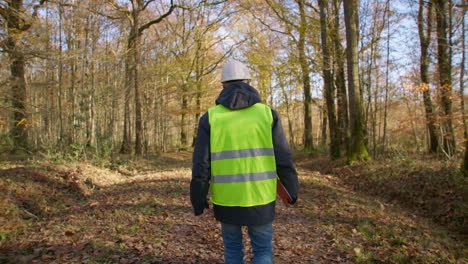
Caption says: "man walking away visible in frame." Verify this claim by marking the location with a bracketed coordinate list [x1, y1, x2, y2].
[190, 60, 299, 264]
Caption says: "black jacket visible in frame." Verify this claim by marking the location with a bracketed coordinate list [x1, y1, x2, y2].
[190, 81, 299, 225]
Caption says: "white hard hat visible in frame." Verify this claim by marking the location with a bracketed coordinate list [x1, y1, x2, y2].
[221, 60, 251, 83]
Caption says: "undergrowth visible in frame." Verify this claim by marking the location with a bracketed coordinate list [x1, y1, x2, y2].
[300, 151, 466, 236]
[297, 151, 466, 263]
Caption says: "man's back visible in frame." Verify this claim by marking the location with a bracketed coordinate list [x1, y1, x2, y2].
[209, 103, 277, 208]
[191, 80, 299, 225]
[190, 60, 299, 264]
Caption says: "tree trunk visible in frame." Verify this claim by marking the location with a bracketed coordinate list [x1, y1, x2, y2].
[44, 10, 52, 142]
[404, 93, 421, 150]
[8, 42, 28, 149]
[319, 0, 340, 158]
[298, 0, 314, 151]
[132, 4, 144, 155]
[120, 32, 136, 154]
[5, 0, 29, 150]
[280, 79, 295, 148]
[57, 5, 65, 143]
[87, 28, 97, 148]
[67, 9, 78, 145]
[332, 0, 349, 151]
[418, 0, 439, 153]
[134, 44, 143, 154]
[117, 0, 178, 155]
[192, 76, 203, 148]
[344, 0, 369, 164]
[433, 0, 456, 156]
[321, 104, 328, 147]
[372, 64, 378, 155]
[365, 44, 375, 153]
[460, 9, 467, 174]
[180, 84, 188, 149]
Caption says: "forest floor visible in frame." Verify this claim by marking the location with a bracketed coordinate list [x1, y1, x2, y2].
[0, 151, 466, 263]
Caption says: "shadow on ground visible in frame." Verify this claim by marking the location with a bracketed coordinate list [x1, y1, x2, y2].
[0, 156, 465, 263]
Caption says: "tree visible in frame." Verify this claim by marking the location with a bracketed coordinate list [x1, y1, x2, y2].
[0, 0, 47, 151]
[318, 0, 340, 158]
[109, 0, 181, 155]
[418, 0, 439, 153]
[160, 3, 233, 149]
[189, 5, 237, 147]
[297, 0, 314, 151]
[257, 0, 315, 150]
[343, 0, 369, 163]
[359, 0, 389, 154]
[433, 0, 456, 156]
[109, 0, 227, 155]
[331, 0, 348, 151]
[460, 5, 467, 174]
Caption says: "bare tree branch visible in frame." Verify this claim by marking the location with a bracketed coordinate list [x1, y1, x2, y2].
[192, 34, 226, 74]
[202, 10, 239, 35]
[174, 0, 229, 11]
[246, 0, 298, 43]
[203, 38, 248, 76]
[138, 1, 176, 34]
[47, 0, 123, 19]
[142, 0, 156, 11]
[304, 1, 319, 13]
[265, 0, 297, 29]
[138, 0, 229, 35]
[251, 13, 290, 36]
[107, 0, 130, 15]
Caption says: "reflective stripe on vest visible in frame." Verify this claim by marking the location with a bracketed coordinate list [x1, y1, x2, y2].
[211, 148, 275, 161]
[211, 171, 277, 183]
[208, 103, 277, 207]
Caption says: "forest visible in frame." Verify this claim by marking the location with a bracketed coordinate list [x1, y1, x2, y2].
[0, 0, 466, 263]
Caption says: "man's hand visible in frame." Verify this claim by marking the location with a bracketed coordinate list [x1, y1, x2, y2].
[289, 197, 297, 205]
[194, 200, 210, 216]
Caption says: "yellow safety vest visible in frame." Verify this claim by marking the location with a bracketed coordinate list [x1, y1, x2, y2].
[208, 103, 277, 207]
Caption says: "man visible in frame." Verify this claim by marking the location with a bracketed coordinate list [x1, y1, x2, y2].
[190, 60, 299, 264]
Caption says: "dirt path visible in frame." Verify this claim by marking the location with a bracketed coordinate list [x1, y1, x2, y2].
[0, 157, 464, 263]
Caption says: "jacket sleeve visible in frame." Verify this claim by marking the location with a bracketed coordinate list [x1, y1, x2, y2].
[190, 112, 211, 215]
[271, 109, 299, 203]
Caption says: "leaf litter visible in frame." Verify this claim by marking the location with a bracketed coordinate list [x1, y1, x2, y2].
[0, 153, 465, 263]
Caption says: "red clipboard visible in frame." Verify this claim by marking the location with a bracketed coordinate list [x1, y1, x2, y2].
[277, 178, 292, 205]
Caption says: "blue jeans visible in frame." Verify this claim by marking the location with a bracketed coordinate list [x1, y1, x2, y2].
[221, 222, 273, 264]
